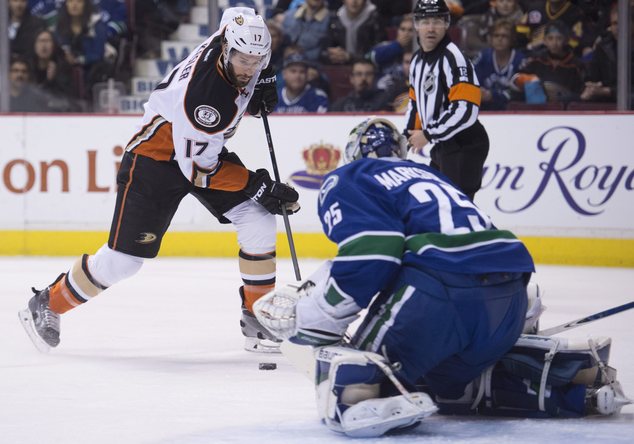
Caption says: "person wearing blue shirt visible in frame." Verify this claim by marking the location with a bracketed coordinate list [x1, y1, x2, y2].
[275, 54, 329, 113]
[473, 19, 525, 110]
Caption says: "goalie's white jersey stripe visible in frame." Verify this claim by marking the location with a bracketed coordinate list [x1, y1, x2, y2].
[338, 230, 405, 248]
[356, 285, 416, 352]
[333, 255, 402, 264]
[410, 237, 523, 255]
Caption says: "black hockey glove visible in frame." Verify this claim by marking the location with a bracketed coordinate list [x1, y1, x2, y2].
[245, 169, 300, 215]
[247, 66, 278, 116]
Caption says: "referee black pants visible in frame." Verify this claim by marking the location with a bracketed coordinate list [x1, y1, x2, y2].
[429, 120, 489, 201]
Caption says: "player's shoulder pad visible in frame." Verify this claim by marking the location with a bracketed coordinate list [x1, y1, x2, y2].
[184, 42, 240, 134]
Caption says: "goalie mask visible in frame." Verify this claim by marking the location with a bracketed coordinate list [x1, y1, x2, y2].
[344, 118, 408, 164]
[222, 12, 271, 86]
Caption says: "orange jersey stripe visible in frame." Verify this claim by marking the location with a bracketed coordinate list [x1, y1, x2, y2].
[130, 122, 174, 161]
[409, 86, 416, 101]
[448, 82, 481, 106]
[210, 161, 249, 191]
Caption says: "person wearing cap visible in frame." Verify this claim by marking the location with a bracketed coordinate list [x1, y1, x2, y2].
[275, 54, 329, 113]
[516, 20, 584, 103]
[405, 0, 490, 201]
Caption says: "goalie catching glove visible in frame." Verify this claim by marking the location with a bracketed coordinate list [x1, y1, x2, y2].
[245, 169, 300, 215]
[254, 261, 359, 345]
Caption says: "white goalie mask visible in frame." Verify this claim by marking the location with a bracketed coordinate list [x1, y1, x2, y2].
[344, 117, 408, 164]
[222, 11, 272, 76]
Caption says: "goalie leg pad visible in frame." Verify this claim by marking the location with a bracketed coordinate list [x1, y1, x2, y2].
[315, 346, 437, 437]
[466, 334, 633, 417]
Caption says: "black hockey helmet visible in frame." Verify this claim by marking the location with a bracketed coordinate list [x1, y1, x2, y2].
[413, 0, 450, 19]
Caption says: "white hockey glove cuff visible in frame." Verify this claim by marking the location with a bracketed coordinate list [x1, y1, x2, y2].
[294, 295, 359, 346]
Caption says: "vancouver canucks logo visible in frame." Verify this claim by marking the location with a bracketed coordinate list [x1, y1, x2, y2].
[319, 175, 339, 205]
[194, 105, 220, 128]
[234, 15, 244, 25]
[423, 72, 436, 95]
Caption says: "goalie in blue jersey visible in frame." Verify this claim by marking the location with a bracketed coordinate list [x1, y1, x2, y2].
[254, 118, 631, 437]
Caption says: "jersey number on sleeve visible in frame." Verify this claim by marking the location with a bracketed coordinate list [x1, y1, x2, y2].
[323, 202, 342, 236]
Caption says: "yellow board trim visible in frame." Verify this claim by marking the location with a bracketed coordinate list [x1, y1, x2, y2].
[0, 231, 632, 267]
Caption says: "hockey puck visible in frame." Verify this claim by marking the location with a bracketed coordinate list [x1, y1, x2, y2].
[258, 362, 277, 370]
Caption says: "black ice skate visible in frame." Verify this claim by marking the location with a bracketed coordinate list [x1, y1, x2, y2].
[18, 286, 61, 353]
[239, 286, 281, 354]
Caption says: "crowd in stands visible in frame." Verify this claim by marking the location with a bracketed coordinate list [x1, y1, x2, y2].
[7, 0, 632, 113]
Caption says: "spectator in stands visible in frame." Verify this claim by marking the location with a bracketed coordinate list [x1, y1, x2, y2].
[134, 0, 180, 59]
[516, 0, 594, 56]
[580, 4, 617, 103]
[28, 0, 59, 27]
[282, 0, 330, 62]
[266, 19, 286, 74]
[515, 20, 584, 103]
[459, 0, 523, 59]
[281, 44, 331, 97]
[272, 0, 342, 21]
[474, 19, 526, 110]
[369, 14, 415, 89]
[29, 28, 77, 111]
[55, 0, 112, 104]
[276, 54, 329, 113]
[9, 56, 52, 112]
[9, 0, 46, 57]
[376, 50, 413, 112]
[330, 58, 382, 111]
[321, 0, 385, 65]
[371, 0, 415, 27]
[95, 0, 128, 47]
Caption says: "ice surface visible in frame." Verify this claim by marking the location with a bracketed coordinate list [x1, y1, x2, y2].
[1, 258, 633, 443]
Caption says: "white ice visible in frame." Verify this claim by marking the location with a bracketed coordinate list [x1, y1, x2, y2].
[1, 258, 633, 443]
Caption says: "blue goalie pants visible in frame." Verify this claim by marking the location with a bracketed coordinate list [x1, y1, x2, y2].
[352, 265, 529, 400]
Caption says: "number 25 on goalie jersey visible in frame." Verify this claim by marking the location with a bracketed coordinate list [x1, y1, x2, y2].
[317, 158, 534, 310]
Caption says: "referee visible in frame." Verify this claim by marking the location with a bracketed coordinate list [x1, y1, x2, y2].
[405, 0, 489, 201]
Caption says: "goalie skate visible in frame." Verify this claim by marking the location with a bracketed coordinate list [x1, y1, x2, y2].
[18, 287, 60, 353]
[340, 393, 437, 438]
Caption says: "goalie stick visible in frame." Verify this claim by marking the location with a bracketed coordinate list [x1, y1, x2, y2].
[538, 301, 634, 336]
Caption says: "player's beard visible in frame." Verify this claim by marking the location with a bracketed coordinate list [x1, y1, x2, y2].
[227, 62, 252, 88]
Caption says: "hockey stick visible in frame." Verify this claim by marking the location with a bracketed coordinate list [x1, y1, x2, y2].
[261, 112, 302, 281]
[538, 301, 634, 336]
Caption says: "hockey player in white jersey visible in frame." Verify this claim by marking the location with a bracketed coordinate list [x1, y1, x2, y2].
[19, 7, 299, 354]
[253, 118, 631, 437]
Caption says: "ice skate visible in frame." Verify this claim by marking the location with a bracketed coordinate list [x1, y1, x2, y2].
[18, 286, 61, 353]
[240, 307, 282, 353]
[239, 286, 281, 353]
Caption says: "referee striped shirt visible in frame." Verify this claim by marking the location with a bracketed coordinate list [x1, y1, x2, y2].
[405, 35, 482, 143]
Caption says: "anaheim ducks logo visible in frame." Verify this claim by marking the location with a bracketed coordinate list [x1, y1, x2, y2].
[135, 232, 157, 244]
[234, 15, 244, 25]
